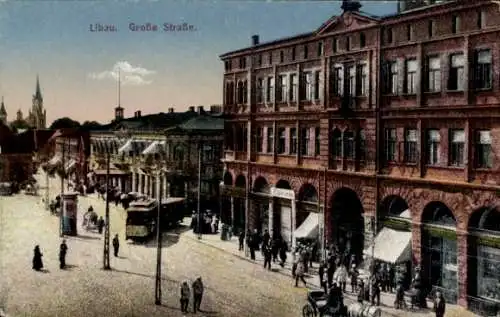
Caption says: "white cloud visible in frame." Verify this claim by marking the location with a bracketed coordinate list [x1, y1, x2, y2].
[89, 61, 155, 86]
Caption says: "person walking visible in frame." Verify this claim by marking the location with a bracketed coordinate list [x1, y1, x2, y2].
[279, 239, 287, 267]
[433, 291, 446, 317]
[327, 261, 335, 289]
[238, 230, 245, 251]
[180, 281, 190, 313]
[59, 239, 68, 269]
[295, 260, 307, 287]
[112, 234, 120, 257]
[192, 277, 204, 313]
[98, 216, 105, 234]
[263, 245, 272, 270]
[336, 263, 348, 292]
[319, 262, 327, 293]
[262, 229, 270, 249]
[32, 245, 43, 271]
[350, 264, 359, 293]
[370, 274, 381, 306]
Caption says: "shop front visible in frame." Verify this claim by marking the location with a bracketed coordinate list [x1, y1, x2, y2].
[270, 185, 296, 249]
[220, 183, 246, 234]
[250, 176, 271, 234]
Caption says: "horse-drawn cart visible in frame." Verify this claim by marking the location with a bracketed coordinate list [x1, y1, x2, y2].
[302, 290, 346, 317]
[82, 210, 99, 232]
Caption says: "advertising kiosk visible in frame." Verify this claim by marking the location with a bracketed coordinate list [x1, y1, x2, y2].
[62, 191, 78, 236]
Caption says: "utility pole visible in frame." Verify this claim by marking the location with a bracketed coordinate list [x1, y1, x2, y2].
[45, 169, 50, 211]
[60, 137, 65, 237]
[103, 150, 111, 270]
[154, 170, 162, 305]
[197, 142, 202, 240]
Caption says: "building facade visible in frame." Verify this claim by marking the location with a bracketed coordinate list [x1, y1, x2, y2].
[89, 106, 224, 212]
[0, 122, 35, 183]
[220, 0, 500, 313]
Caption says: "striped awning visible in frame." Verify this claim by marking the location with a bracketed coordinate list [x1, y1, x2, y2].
[118, 139, 133, 153]
[142, 141, 166, 155]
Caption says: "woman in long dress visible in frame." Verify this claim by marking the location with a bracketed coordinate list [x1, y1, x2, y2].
[32, 245, 43, 271]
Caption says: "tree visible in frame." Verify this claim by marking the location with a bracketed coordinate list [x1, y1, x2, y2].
[10, 119, 30, 131]
[49, 117, 80, 130]
[80, 120, 102, 131]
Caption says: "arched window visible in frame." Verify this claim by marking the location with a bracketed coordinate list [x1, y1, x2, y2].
[237, 81, 244, 104]
[331, 129, 342, 159]
[242, 80, 248, 104]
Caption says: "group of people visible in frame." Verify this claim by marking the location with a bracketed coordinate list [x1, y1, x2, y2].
[179, 277, 204, 314]
[32, 240, 69, 271]
[241, 229, 289, 269]
[190, 212, 219, 235]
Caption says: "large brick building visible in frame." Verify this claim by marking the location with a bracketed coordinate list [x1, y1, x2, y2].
[220, 0, 500, 313]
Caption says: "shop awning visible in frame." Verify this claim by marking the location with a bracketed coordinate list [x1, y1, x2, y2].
[48, 155, 62, 166]
[363, 227, 412, 264]
[142, 141, 160, 155]
[294, 212, 319, 239]
[118, 139, 133, 153]
[65, 160, 77, 172]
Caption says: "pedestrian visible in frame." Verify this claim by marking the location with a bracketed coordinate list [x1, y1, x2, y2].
[319, 262, 327, 293]
[59, 239, 68, 269]
[238, 230, 245, 251]
[279, 239, 287, 267]
[294, 259, 307, 287]
[350, 264, 359, 293]
[262, 229, 270, 249]
[263, 245, 272, 270]
[98, 216, 105, 234]
[370, 274, 381, 306]
[180, 281, 190, 313]
[32, 245, 43, 271]
[327, 261, 335, 289]
[394, 283, 406, 310]
[112, 234, 119, 257]
[335, 263, 348, 292]
[357, 280, 365, 303]
[433, 291, 446, 317]
[192, 276, 204, 313]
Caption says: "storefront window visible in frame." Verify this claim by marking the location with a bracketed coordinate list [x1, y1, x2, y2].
[477, 245, 500, 300]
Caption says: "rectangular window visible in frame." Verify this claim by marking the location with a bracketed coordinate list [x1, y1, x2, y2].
[256, 78, 264, 103]
[303, 72, 313, 101]
[280, 51, 284, 63]
[387, 28, 393, 44]
[225, 61, 231, 71]
[266, 77, 274, 103]
[346, 37, 351, 51]
[407, 24, 413, 41]
[256, 127, 263, 153]
[239, 57, 246, 69]
[317, 41, 324, 57]
[289, 74, 298, 102]
[356, 64, 368, 96]
[291, 47, 296, 61]
[404, 129, 418, 163]
[314, 71, 321, 100]
[385, 128, 397, 162]
[474, 50, 492, 90]
[427, 56, 441, 92]
[359, 130, 366, 161]
[303, 45, 308, 59]
[347, 66, 356, 96]
[387, 61, 398, 94]
[344, 132, 355, 160]
[277, 75, 287, 102]
[257, 54, 262, 67]
[277, 128, 286, 154]
[314, 127, 320, 156]
[449, 129, 465, 166]
[427, 129, 440, 165]
[478, 10, 486, 29]
[448, 54, 465, 91]
[452, 15, 460, 34]
[360, 33, 366, 48]
[406, 59, 417, 94]
[300, 128, 310, 156]
[333, 38, 338, 53]
[428, 20, 435, 38]
[268, 52, 273, 65]
[242, 127, 248, 152]
[334, 67, 344, 96]
[476, 130, 492, 168]
[266, 127, 274, 153]
[290, 128, 297, 154]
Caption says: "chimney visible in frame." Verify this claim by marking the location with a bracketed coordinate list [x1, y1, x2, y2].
[197, 106, 204, 114]
[134, 110, 141, 118]
[251, 34, 259, 46]
[210, 105, 221, 113]
[168, 108, 174, 113]
[188, 106, 195, 112]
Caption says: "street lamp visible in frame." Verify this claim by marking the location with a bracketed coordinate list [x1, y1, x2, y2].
[103, 147, 111, 270]
[155, 168, 163, 305]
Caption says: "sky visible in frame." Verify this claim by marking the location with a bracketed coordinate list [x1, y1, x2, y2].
[0, 0, 397, 125]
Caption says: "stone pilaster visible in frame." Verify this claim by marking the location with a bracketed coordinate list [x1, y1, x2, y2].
[411, 223, 422, 267]
[457, 232, 468, 308]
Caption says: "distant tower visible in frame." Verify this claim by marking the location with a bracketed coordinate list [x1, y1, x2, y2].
[28, 75, 47, 129]
[114, 69, 124, 121]
[0, 97, 7, 125]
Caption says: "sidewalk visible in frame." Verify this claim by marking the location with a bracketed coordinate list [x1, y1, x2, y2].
[181, 219, 478, 317]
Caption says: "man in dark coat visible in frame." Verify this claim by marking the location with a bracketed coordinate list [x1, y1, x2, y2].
[98, 216, 105, 234]
[433, 291, 446, 317]
[327, 261, 336, 289]
[112, 234, 120, 257]
[262, 229, 270, 249]
[192, 277, 204, 313]
[238, 231, 245, 251]
[270, 237, 279, 262]
[263, 245, 272, 270]
[59, 240, 68, 269]
[32, 245, 43, 271]
[279, 239, 287, 267]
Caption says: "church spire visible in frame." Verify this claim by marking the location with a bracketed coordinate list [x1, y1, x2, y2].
[0, 97, 6, 115]
[35, 74, 42, 100]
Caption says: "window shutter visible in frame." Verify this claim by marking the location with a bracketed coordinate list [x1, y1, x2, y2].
[451, 54, 464, 67]
[429, 130, 440, 141]
[472, 50, 479, 89]
[382, 61, 389, 93]
[451, 130, 465, 143]
[478, 131, 492, 144]
[423, 57, 429, 91]
[477, 50, 492, 63]
[406, 129, 418, 142]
